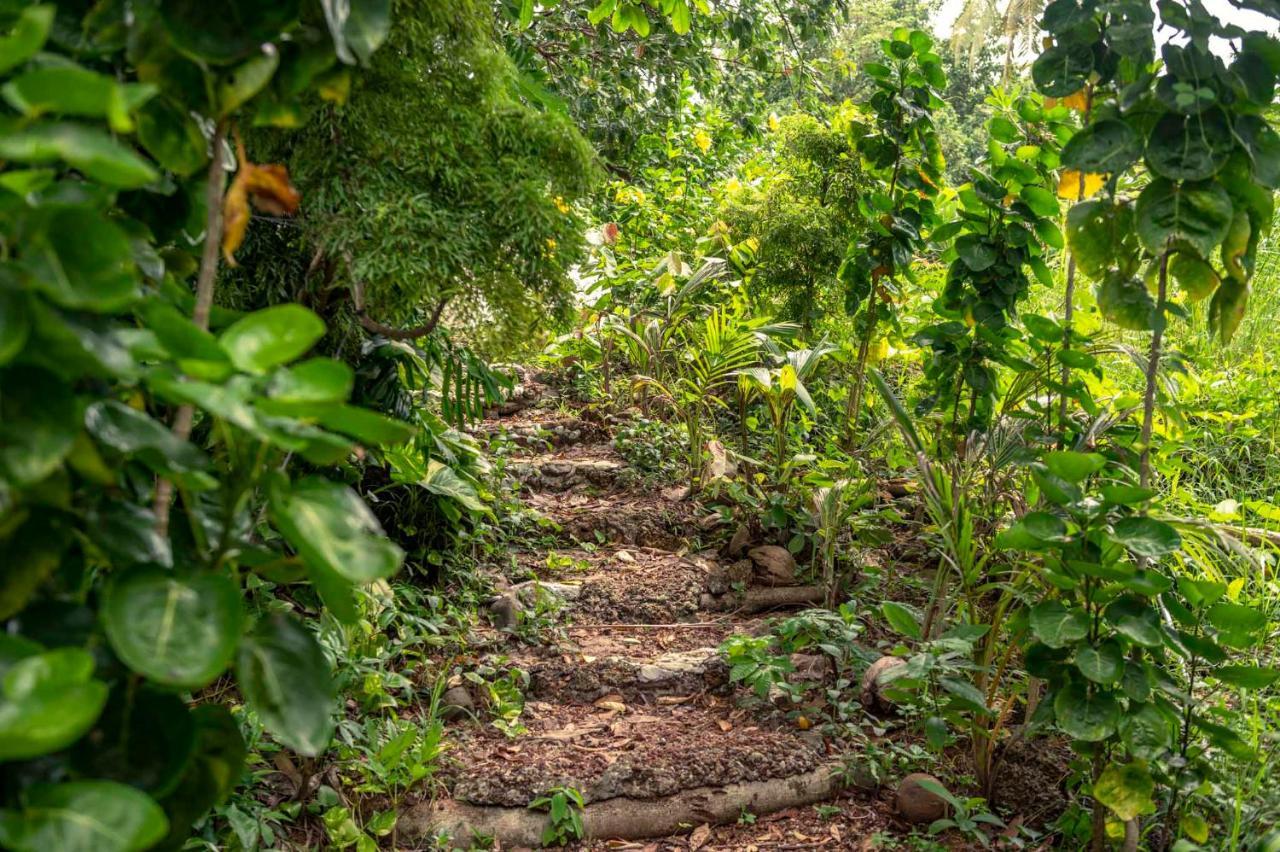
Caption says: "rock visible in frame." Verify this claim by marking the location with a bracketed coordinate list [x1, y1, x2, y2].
[748, 545, 797, 586]
[488, 593, 522, 630]
[727, 523, 753, 558]
[790, 653, 833, 684]
[896, 773, 949, 823]
[662, 484, 692, 502]
[615, 550, 635, 563]
[441, 686, 475, 721]
[702, 439, 735, 482]
[860, 656, 907, 712]
[698, 512, 722, 530]
[510, 580, 581, 604]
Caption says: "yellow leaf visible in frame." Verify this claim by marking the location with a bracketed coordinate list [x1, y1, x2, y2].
[221, 171, 251, 267]
[1057, 169, 1106, 200]
[222, 133, 301, 266]
[693, 129, 712, 153]
[1061, 89, 1090, 112]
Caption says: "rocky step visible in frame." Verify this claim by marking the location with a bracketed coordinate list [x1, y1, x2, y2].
[522, 491, 711, 550]
[470, 414, 609, 451]
[407, 699, 840, 848]
[499, 547, 823, 627]
[509, 450, 626, 493]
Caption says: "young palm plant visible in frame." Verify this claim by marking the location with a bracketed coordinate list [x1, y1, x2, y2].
[737, 342, 837, 479]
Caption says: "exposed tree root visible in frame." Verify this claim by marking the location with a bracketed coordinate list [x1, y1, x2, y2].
[404, 762, 844, 848]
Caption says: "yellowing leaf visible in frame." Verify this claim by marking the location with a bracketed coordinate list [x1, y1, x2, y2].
[1061, 89, 1091, 111]
[1058, 169, 1106, 200]
[222, 132, 301, 266]
[693, 130, 712, 153]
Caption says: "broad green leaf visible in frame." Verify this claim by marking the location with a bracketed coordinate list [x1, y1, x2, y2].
[0, 366, 77, 487]
[136, 96, 208, 177]
[419, 459, 488, 513]
[0, 5, 54, 75]
[1145, 108, 1234, 181]
[269, 476, 404, 585]
[1093, 760, 1156, 821]
[217, 50, 279, 117]
[0, 519, 63, 620]
[21, 207, 140, 312]
[1206, 602, 1265, 635]
[268, 358, 354, 404]
[1030, 600, 1088, 648]
[1076, 639, 1124, 685]
[235, 614, 335, 756]
[1031, 41, 1093, 96]
[1067, 200, 1139, 281]
[85, 400, 207, 473]
[0, 781, 167, 852]
[1106, 595, 1164, 647]
[955, 234, 996, 271]
[1135, 178, 1233, 258]
[1193, 715, 1255, 761]
[1043, 451, 1106, 483]
[995, 511, 1067, 550]
[154, 705, 246, 846]
[1233, 114, 1280, 189]
[101, 568, 243, 688]
[1096, 272, 1156, 331]
[1208, 275, 1249, 343]
[73, 688, 195, 797]
[1168, 252, 1220, 302]
[1020, 185, 1060, 218]
[323, 0, 392, 65]
[880, 601, 922, 640]
[0, 648, 108, 761]
[1099, 485, 1155, 505]
[313, 404, 415, 446]
[1053, 682, 1120, 741]
[2, 65, 153, 132]
[0, 123, 158, 188]
[218, 304, 324, 373]
[1213, 664, 1280, 689]
[1060, 119, 1142, 174]
[1111, 516, 1181, 558]
[0, 287, 31, 365]
[1120, 700, 1175, 757]
[160, 0, 301, 65]
[138, 301, 233, 381]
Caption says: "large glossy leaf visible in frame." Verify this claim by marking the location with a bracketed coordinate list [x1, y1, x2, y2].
[1145, 109, 1235, 181]
[1053, 682, 1120, 741]
[0, 123, 158, 187]
[1233, 114, 1280, 189]
[1111, 516, 1181, 558]
[1135, 178, 1233, 258]
[136, 96, 208, 177]
[1030, 600, 1089, 649]
[0, 5, 54, 75]
[995, 511, 1067, 550]
[1096, 272, 1156, 331]
[267, 358, 354, 404]
[1061, 119, 1142, 173]
[0, 287, 30, 365]
[0, 366, 77, 486]
[1, 65, 154, 132]
[235, 614, 335, 756]
[1168, 252, 1220, 302]
[1093, 760, 1157, 821]
[73, 688, 196, 797]
[218, 304, 324, 373]
[21, 207, 140, 312]
[1066, 200, 1139, 280]
[269, 476, 403, 585]
[313, 404, 416, 446]
[0, 781, 168, 852]
[1031, 41, 1093, 97]
[159, 0, 301, 65]
[322, 0, 391, 65]
[1043, 450, 1106, 483]
[1076, 639, 1124, 685]
[0, 647, 108, 760]
[101, 568, 243, 688]
[419, 460, 488, 513]
[217, 50, 279, 117]
[1105, 595, 1164, 647]
[85, 400, 207, 473]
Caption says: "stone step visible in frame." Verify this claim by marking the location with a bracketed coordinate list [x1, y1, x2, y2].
[523, 491, 708, 550]
[470, 415, 609, 450]
[509, 452, 626, 493]
[525, 645, 729, 702]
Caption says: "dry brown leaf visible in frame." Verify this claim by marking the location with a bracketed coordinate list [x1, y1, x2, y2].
[716, 719, 733, 732]
[657, 694, 693, 705]
[221, 132, 301, 266]
[688, 823, 712, 850]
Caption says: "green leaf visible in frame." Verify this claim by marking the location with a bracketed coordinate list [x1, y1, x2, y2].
[136, 96, 208, 177]
[1208, 275, 1249, 344]
[1111, 516, 1181, 558]
[1105, 595, 1164, 647]
[1213, 664, 1280, 689]
[1020, 185, 1060, 218]
[1233, 114, 1280, 189]
[160, 0, 301, 65]
[418, 459, 488, 513]
[72, 688, 196, 797]
[988, 115, 1019, 144]
[268, 358, 354, 404]
[1053, 682, 1120, 741]
[1093, 760, 1157, 821]
[0, 288, 31, 365]
[995, 511, 1067, 550]
[1, 65, 153, 133]
[1096, 272, 1156, 331]
[0, 519, 63, 620]
[0, 781, 167, 852]
[880, 601, 922, 640]
[1206, 602, 1265, 635]
[1031, 41, 1093, 97]
[1099, 485, 1156, 505]
[1061, 119, 1142, 174]
[218, 305, 324, 373]
[588, 0, 617, 26]
[1030, 600, 1089, 649]
[1066, 200, 1139, 281]
[1145, 108, 1234, 181]
[0, 5, 54, 76]
[1076, 639, 1124, 685]
[1135, 178, 1233, 258]
[0, 122, 158, 188]
[154, 705, 246, 846]
[1168, 252, 1220, 302]
[955, 234, 996, 271]
[0, 648, 108, 761]
[269, 476, 404, 585]
[218, 50, 279, 117]
[235, 614, 335, 756]
[1043, 451, 1106, 483]
[323, 0, 392, 65]
[0, 366, 78, 487]
[101, 568, 244, 689]
[21, 207, 140, 312]
[312, 404, 416, 447]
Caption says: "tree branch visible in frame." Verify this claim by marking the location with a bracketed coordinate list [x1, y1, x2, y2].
[346, 250, 449, 340]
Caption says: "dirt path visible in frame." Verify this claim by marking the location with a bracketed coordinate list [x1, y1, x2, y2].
[399, 376, 906, 849]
